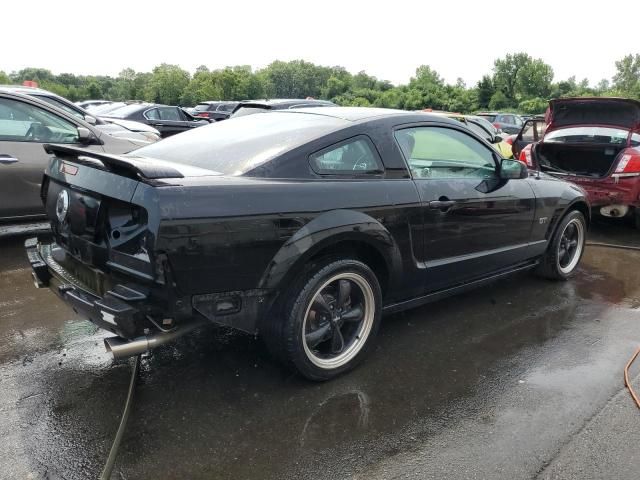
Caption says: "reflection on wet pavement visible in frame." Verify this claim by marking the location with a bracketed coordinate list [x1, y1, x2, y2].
[0, 220, 639, 479]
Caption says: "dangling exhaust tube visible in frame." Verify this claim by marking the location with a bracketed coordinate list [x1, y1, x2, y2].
[104, 319, 207, 360]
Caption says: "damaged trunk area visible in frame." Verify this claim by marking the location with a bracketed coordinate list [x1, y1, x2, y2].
[536, 143, 624, 178]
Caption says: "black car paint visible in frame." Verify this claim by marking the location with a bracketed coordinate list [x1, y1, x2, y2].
[30, 110, 589, 341]
[104, 105, 208, 138]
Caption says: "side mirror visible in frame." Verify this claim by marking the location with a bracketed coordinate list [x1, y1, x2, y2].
[84, 115, 97, 125]
[500, 158, 528, 179]
[77, 127, 101, 145]
[492, 135, 503, 144]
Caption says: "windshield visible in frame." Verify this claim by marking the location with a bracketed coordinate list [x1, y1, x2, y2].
[104, 104, 147, 118]
[35, 95, 85, 120]
[476, 113, 496, 122]
[544, 126, 630, 145]
[194, 103, 212, 112]
[131, 111, 347, 175]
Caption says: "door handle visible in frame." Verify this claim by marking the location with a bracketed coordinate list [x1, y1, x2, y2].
[0, 155, 19, 165]
[429, 200, 456, 209]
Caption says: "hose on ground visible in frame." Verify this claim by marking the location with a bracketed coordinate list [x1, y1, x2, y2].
[99, 354, 141, 480]
[586, 241, 640, 251]
[585, 240, 640, 408]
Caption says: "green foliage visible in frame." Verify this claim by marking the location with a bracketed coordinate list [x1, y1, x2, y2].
[488, 91, 510, 110]
[144, 64, 191, 105]
[613, 54, 640, 97]
[518, 97, 548, 114]
[2, 53, 639, 114]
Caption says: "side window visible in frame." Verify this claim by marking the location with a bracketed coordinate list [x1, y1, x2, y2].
[0, 98, 79, 144]
[467, 121, 492, 141]
[309, 137, 382, 175]
[395, 127, 497, 179]
[158, 107, 181, 121]
[145, 108, 160, 120]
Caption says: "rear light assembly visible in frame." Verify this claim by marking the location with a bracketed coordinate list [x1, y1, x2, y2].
[196, 112, 210, 118]
[518, 144, 533, 167]
[614, 152, 640, 174]
[504, 136, 514, 145]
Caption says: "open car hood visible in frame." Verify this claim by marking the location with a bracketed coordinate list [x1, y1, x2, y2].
[548, 97, 640, 131]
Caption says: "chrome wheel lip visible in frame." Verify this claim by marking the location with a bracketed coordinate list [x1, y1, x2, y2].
[557, 218, 585, 275]
[302, 272, 375, 370]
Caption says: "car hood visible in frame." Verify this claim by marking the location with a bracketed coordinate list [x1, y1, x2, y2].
[548, 98, 640, 130]
[100, 117, 160, 134]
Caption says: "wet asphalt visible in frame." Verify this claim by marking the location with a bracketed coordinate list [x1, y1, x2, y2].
[1, 218, 639, 480]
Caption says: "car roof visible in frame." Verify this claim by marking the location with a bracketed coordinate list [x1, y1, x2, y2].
[0, 84, 63, 98]
[238, 98, 335, 106]
[272, 106, 459, 124]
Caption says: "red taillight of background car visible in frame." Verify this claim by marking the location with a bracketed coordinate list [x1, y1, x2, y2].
[614, 152, 640, 174]
[504, 136, 514, 145]
[196, 112, 210, 118]
[493, 123, 500, 129]
[519, 144, 533, 167]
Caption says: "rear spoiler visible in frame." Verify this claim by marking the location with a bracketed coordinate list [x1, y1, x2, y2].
[44, 144, 184, 179]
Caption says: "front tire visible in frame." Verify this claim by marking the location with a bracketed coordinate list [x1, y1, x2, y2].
[536, 210, 587, 280]
[267, 259, 382, 381]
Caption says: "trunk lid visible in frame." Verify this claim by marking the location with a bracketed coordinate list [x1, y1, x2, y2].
[547, 97, 640, 131]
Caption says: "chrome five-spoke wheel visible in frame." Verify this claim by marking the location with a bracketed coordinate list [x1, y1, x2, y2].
[302, 272, 375, 370]
[557, 217, 585, 274]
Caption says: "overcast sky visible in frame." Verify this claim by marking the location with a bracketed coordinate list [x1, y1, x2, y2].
[4, 0, 636, 86]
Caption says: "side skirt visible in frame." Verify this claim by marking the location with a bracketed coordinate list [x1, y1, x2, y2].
[382, 261, 539, 315]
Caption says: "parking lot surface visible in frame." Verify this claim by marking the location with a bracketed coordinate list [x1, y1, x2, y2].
[1, 220, 639, 480]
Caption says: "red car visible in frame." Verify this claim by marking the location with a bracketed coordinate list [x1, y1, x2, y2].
[518, 97, 640, 228]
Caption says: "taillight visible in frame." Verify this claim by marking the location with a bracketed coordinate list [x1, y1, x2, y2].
[493, 122, 500, 129]
[614, 152, 640, 174]
[197, 112, 209, 118]
[519, 144, 533, 167]
[504, 136, 514, 145]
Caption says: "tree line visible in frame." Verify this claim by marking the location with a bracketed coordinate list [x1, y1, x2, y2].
[2, 53, 639, 114]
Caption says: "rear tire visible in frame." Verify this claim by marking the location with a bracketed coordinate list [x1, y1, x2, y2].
[264, 259, 382, 381]
[536, 210, 587, 280]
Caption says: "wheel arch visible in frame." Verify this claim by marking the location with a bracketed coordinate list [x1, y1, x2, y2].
[258, 209, 402, 298]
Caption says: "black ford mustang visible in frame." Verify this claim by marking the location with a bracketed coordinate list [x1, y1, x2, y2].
[27, 108, 589, 380]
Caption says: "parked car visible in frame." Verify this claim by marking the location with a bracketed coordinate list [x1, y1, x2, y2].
[26, 107, 589, 380]
[192, 101, 239, 121]
[511, 115, 547, 159]
[0, 91, 152, 222]
[0, 86, 161, 143]
[434, 112, 513, 158]
[521, 97, 640, 228]
[476, 111, 525, 134]
[103, 103, 209, 137]
[230, 98, 335, 117]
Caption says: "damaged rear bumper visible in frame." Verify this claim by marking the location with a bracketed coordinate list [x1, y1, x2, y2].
[26, 237, 149, 338]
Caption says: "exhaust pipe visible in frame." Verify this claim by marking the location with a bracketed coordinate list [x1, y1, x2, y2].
[104, 319, 207, 360]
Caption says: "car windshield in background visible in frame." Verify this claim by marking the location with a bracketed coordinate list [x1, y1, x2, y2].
[477, 114, 497, 122]
[131, 111, 346, 175]
[232, 106, 270, 117]
[470, 116, 497, 134]
[104, 104, 145, 118]
[544, 126, 630, 144]
[35, 96, 84, 119]
[194, 103, 211, 111]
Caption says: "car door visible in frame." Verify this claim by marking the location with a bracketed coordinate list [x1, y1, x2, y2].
[394, 125, 536, 292]
[0, 96, 100, 221]
[158, 107, 192, 137]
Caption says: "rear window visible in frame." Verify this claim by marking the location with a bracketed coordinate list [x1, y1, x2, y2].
[477, 114, 496, 122]
[194, 103, 212, 112]
[131, 112, 347, 176]
[544, 127, 630, 145]
[105, 104, 147, 118]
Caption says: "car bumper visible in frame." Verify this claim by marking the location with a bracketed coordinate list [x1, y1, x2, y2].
[25, 237, 143, 338]
[571, 175, 640, 209]
[25, 237, 270, 337]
